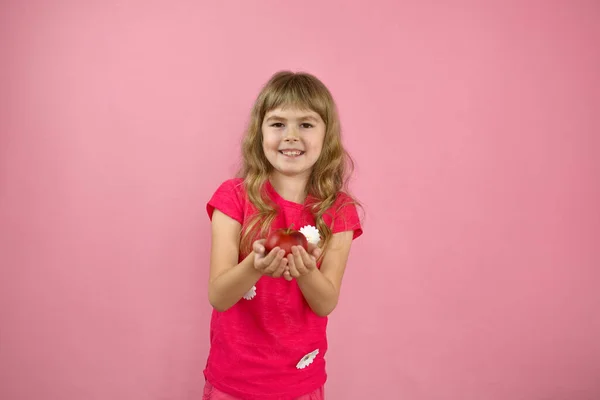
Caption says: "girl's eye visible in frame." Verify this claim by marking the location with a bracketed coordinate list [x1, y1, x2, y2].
[300, 123, 314, 128]
[270, 123, 284, 128]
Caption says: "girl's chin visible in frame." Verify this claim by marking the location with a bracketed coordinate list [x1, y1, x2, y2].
[271, 168, 312, 178]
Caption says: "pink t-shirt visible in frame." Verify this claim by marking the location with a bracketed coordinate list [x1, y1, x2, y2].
[204, 178, 362, 400]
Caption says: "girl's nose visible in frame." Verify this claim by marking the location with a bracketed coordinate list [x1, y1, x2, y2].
[283, 128, 299, 141]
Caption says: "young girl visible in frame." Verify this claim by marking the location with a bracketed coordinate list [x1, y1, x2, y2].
[203, 71, 363, 400]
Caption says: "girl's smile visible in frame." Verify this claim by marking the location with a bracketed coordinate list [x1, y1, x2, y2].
[262, 107, 325, 179]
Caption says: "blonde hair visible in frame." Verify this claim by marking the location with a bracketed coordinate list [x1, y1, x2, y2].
[238, 71, 359, 256]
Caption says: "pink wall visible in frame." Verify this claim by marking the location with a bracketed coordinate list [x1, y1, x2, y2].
[1, 1, 599, 399]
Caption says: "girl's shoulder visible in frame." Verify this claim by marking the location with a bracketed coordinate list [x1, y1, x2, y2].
[323, 190, 363, 239]
[333, 190, 355, 204]
[206, 178, 249, 223]
[215, 177, 245, 191]
[211, 177, 250, 200]
[328, 190, 359, 213]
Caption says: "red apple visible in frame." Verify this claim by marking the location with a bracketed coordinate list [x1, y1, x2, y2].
[264, 227, 308, 256]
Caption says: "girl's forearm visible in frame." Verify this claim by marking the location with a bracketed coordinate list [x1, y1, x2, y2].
[208, 253, 262, 312]
[296, 269, 338, 317]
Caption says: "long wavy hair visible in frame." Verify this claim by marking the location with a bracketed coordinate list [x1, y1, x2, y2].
[237, 71, 359, 256]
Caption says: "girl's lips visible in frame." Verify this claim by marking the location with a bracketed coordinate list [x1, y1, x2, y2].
[279, 150, 305, 156]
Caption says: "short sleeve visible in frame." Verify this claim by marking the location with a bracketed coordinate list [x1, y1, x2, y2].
[328, 192, 363, 239]
[206, 179, 245, 224]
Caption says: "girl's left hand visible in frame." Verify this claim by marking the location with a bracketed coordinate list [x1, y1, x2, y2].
[284, 244, 322, 280]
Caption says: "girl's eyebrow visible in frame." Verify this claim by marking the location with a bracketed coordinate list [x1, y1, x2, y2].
[265, 115, 286, 122]
[301, 115, 319, 122]
[265, 114, 319, 122]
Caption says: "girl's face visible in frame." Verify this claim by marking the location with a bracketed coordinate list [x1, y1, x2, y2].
[261, 107, 326, 180]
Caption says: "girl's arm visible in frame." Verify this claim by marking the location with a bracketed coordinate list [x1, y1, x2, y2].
[293, 230, 354, 317]
[208, 210, 261, 312]
[208, 209, 289, 312]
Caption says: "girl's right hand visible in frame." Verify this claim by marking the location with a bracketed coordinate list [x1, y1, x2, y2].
[252, 239, 288, 278]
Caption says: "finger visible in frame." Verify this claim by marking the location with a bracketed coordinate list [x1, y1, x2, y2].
[253, 239, 266, 254]
[253, 243, 265, 256]
[307, 242, 318, 254]
[283, 270, 292, 281]
[264, 249, 285, 274]
[271, 258, 288, 278]
[262, 246, 282, 264]
[263, 251, 284, 275]
[287, 254, 300, 278]
[312, 246, 322, 260]
[255, 247, 280, 272]
[298, 246, 316, 269]
[292, 247, 307, 275]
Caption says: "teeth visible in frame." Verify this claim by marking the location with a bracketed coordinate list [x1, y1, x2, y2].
[282, 151, 302, 156]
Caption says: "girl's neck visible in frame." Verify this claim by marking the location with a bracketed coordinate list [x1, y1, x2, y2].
[269, 172, 309, 204]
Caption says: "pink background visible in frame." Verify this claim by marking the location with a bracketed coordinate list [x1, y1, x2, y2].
[1, 1, 599, 399]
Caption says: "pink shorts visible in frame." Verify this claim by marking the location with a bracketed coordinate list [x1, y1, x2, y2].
[202, 380, 325, 400]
